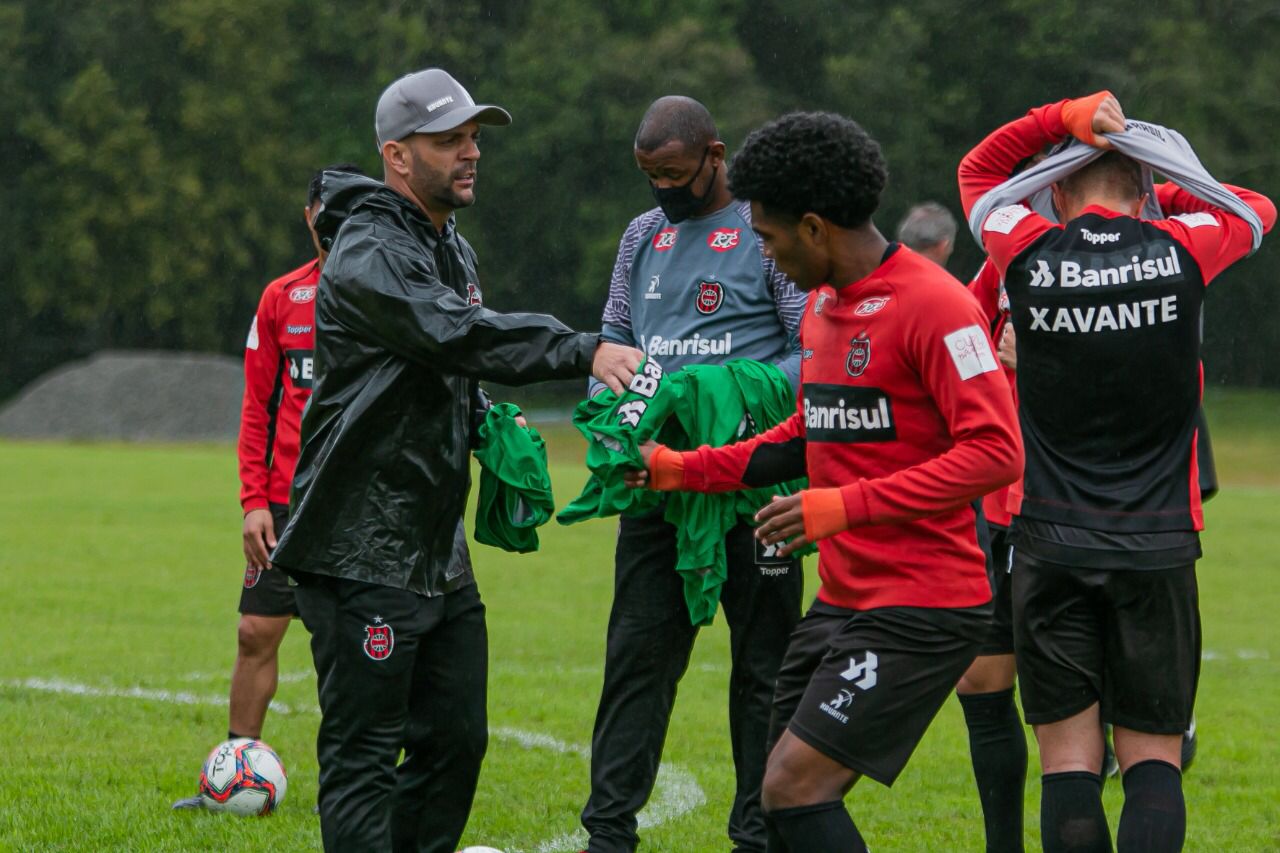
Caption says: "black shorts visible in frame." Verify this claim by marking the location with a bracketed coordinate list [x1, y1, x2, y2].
[977, 525, 1015, 656]
[778, 600, 989, 786]
[238, 503, 298, 618]
[1012, 550, 1200, 734]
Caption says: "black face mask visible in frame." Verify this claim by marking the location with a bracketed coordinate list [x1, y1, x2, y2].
[650, 147, 717, 224]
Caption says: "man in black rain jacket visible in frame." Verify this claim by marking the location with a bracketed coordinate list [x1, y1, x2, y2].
[271, 68, 642, 853]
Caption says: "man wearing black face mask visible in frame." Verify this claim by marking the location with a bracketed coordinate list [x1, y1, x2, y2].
[579, 96, 806, 853]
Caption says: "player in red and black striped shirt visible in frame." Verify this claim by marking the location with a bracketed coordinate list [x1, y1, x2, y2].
[630, 112, 1022, 853]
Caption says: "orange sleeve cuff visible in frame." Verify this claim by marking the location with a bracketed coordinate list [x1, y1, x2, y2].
[801, 488, 850, 542]
[647, 445, 686, 491]
[1061, 90, 1113, 147]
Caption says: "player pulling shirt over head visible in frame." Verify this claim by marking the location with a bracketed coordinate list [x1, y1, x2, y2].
[959, 90, 1275, 853]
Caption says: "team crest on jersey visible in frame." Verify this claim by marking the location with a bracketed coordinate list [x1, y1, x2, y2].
[652, 228, 678, 251]
[707, 228, 741, 252]
[846, 335, 871, 377]
[695, 279, 724, 314]
[466, 283, 483, 306]
[290, 286, 316, 304]
[363, 618, 394, 661]
[243, 565, 262, 589]
[854, 296, 890, 316]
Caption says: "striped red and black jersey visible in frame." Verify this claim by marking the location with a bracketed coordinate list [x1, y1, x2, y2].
[675, 245, 1022, 611]
[959, 99, 1276, 534]
[238, 259, 320, 512]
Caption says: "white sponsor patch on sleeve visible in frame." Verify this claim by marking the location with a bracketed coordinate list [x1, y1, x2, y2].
[1170, 211, 1220, 229]
[246, 316, 259, 350]
[944, 325, 999, 380]
[983, 204, 1032, 235]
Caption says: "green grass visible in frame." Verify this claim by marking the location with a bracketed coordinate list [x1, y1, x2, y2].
[1, 389, 1278, 851]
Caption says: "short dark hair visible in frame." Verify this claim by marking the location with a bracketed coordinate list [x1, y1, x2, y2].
[634, 96, 719, 153]
[728, 112, 887, 228]
[308, 162, 365, 206]
[1060, 150, 1142, 201]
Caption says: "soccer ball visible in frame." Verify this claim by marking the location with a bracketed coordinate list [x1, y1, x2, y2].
[197, 738, 288, 815]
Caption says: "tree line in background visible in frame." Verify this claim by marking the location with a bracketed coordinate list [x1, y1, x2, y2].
[2, 0, 1278, 399]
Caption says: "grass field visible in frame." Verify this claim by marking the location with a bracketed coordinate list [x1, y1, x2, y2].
[0, 387, 1277, 851]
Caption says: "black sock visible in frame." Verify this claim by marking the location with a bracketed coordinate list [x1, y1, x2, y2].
[959, 688, 1028, 852]
[1117, 760, 1184, 852]
[1042, 771, 1112, 853]
[228, 730, 250, 740]
[767, 801, 867, 853]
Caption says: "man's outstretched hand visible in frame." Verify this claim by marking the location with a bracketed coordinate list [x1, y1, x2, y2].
[592, 342, 644, 394]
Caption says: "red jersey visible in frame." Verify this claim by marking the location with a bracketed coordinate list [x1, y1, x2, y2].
[959, 100, 1275, 534]
[238, 259, 320, 512]
[677, 246, 1022, 610]
[967, 259, 1017, 528]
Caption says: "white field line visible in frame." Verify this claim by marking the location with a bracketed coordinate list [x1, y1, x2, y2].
[2, 676, 705, 853]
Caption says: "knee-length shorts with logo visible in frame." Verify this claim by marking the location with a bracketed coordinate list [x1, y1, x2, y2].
[775, 601, 990, 785]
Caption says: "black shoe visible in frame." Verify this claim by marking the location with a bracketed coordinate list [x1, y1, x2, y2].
[1182, 715, 1197, 772]
[171, 795, 205, 810]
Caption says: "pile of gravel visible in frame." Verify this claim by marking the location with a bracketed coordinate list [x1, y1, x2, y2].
[0, 350, 243, 441]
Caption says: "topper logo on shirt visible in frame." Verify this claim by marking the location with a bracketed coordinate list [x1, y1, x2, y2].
[653, 228, 678, 251]
[845, 335, 871, 377]
[290, 286, 316, 304]
[466, 283, 483, 305]
[695, 279, 724, 314]
[854, 296, 891, 316]
[707, 228, 741, 251]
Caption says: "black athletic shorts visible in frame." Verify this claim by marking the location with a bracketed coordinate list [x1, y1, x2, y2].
[977, 525, 1015, 656]
[238, 503, 298, 618]
[780, 600, 989, 786]
[1012, 550, 1200, 734]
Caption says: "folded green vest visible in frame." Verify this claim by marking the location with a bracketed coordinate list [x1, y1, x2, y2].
[559, 358, 807, 625]
[474, 402, 555, 553]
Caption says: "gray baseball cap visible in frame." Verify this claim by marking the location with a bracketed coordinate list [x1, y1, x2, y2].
[375, 68, 512, 146]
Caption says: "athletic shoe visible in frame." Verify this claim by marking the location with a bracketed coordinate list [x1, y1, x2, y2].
[171, 795, 205, 810]
[1181, 715, 1197, 772]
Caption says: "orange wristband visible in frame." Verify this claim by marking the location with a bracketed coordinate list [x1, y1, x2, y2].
[801, 488, 849, 542]
[647, 445, 685, 491]
[1061, 90, 1113, 147]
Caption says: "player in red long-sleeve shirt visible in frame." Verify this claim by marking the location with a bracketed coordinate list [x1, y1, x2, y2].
[959, 93, 1275, 852]
[173, 163, 364, 810]
[628, 112, 1022, 853]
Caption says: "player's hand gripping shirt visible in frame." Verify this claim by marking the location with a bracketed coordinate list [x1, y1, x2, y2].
[959, 98, 1276, 534]
[673, 246, 1023, 610]
[238, 259, 320, 512]
[561, 357, 805, 624]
